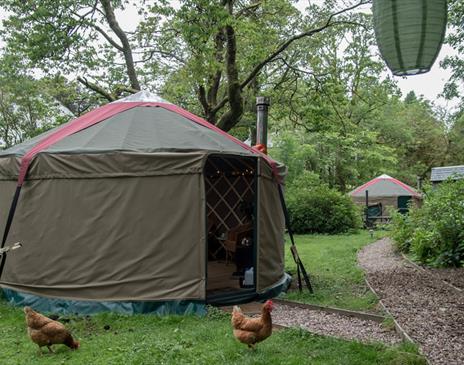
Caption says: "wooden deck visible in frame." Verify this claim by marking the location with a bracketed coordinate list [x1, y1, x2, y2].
[207, 260, 241, 291]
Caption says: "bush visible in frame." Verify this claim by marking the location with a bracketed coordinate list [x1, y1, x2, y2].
[287, 185, 361, 234]
[390, 210, 414, 252]
[390, 179, 464, 267]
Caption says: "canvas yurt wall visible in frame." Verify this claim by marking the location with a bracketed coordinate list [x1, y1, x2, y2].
[0, 92, 290, 315]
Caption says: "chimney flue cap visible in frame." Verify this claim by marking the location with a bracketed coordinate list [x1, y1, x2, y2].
[256, 96, 271, 106]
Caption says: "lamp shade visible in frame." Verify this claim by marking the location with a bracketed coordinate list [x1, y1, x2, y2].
[373, 0, 447, 76]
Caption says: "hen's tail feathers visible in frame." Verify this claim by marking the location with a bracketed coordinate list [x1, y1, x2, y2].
[24, 307, 51, 329]
[232, 305, 242, 314]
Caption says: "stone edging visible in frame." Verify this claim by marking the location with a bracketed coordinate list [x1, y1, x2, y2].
[363, 272, 430, 365]
[362, 278, 415, 343]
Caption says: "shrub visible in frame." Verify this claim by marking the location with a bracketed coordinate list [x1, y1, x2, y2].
[390, 179, 464, 267]
[390, 210, 414, 252]
[287, 185, 361, 234]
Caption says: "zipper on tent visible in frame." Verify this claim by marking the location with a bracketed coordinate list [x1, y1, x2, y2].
[253, 158, 260, 291]
[202, 155, 208, 304]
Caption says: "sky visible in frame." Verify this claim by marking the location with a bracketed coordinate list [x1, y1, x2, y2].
[0, 0, 459, 110]
[116, 0, 458, 109]
[293, 0, 457, 109]
[394, 45, 456, 108]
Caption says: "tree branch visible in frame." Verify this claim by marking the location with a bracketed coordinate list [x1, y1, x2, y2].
[134, 49, 185, 65]
[77, 76, 115, 102]
[208, 29, 225, 107]
[201, 29, 225, 123]
[99, 0, 140, 91]
[207, 0, 369, 126]
[71, 5, 124, 52]
[236, 2, 262, 18]
[92, 23, 124, 51]
[277, 57, 328, 80]
[197, 85, 210, 115]
[240, 1, 369, 90]
[210, 97, 229, 116]
[113, 85, 140, 98]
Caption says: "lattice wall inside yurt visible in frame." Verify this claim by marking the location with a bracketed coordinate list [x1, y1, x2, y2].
[204, 155, 257, 235]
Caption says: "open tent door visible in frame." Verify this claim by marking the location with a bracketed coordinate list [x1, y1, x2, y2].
[204, 155, 258, 302]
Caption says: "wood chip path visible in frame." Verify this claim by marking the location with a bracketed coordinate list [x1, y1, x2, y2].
[358, 238, 464, 365]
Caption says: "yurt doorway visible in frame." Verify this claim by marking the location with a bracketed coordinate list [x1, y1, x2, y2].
[397, 196, 412, 214]
[205, 155, 258, 301]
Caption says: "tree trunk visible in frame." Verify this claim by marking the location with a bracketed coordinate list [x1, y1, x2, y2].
[216, 24, 243, 131]
[100, 0, 140, 91]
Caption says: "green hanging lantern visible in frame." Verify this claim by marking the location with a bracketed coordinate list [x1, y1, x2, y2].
[373, 0, 447, 76]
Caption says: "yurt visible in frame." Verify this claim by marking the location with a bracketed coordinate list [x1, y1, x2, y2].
[350, 174, 421, 218]
[0, 91, 290, 315]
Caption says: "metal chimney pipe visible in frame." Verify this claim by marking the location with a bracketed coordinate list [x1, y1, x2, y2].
[255, 96, 271, 154]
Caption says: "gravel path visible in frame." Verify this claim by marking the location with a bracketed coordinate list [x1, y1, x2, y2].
[272, 303, 401, 345]
[358, 238, 464, 365]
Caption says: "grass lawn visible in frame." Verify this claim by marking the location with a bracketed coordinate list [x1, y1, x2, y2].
[0, 300, 425, 365]
[282, 230, 387, 312]
[0, 230, 425, 364]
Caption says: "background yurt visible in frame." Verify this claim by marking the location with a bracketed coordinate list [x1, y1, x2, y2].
[350, 174, 422, 225]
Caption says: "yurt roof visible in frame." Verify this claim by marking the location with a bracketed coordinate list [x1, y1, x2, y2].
[0, 91, 254, 157]
[0, 91, 283, 186]
[350, 174, 420, 198]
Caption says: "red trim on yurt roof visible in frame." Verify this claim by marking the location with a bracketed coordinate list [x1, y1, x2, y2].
[159, 103, 279, 177]
[387, 177, 419, 196]
[351, 178, 378, 195]
[17, 101, 279, 186]
[351, 175, 420, 197]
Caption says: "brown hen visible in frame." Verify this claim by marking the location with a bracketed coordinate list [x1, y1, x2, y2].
[231, 300, 273, 349]
[24, 307, 79, 354]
